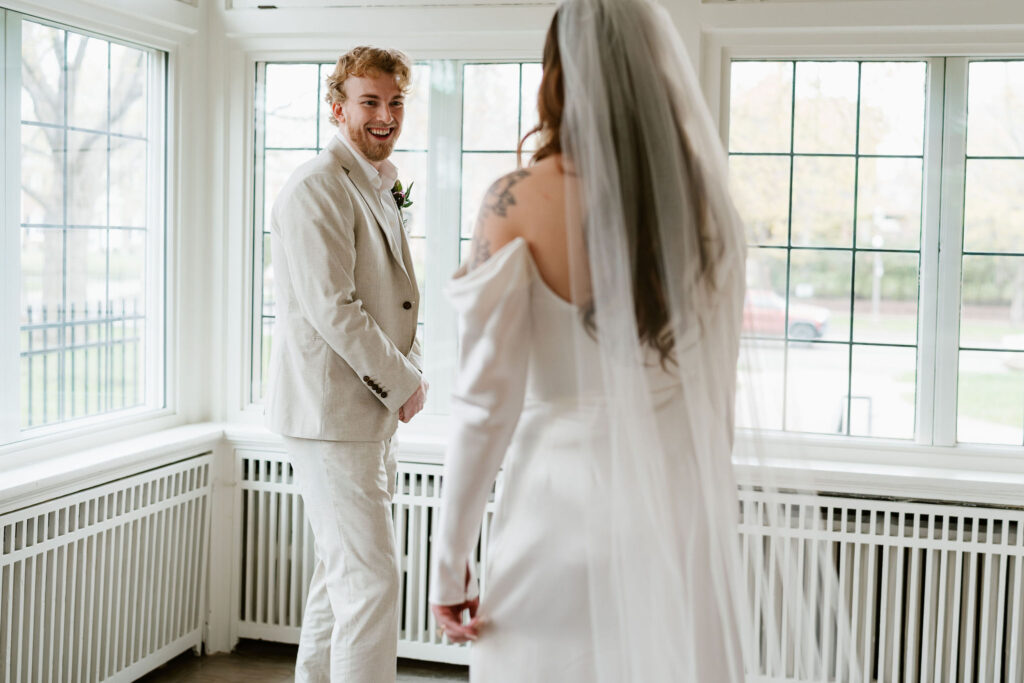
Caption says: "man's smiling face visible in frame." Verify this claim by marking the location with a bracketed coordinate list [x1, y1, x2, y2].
[334, 72, 405, 165]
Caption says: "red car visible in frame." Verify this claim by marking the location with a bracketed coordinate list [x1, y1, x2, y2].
[743, 289, 830, 339]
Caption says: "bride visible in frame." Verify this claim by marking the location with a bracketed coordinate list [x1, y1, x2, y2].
[428, 0, 808, 680]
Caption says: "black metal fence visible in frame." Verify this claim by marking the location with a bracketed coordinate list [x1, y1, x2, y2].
[21, 298, 145, 429]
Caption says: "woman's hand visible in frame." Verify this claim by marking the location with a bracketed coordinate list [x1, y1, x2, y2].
[431, 598, 481, 644]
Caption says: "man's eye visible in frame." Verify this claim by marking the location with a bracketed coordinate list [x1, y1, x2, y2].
[392, 101, 404, 108]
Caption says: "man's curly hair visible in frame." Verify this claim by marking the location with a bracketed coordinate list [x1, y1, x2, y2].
[324, 46, 412, 127]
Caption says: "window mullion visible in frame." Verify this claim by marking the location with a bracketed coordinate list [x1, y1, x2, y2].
[148, 49, 167, 412]
[250, 62, 268, 404]
[915, 57, 947, 446]
[932, 57, 969, 447]
[1, 10, 23, 443]
[423, 59, 463, 415]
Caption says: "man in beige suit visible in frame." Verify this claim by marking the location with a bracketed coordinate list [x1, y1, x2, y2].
[265, 46, 426, 683]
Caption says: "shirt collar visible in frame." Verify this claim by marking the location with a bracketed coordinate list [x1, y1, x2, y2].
[336, 129, 399, 194]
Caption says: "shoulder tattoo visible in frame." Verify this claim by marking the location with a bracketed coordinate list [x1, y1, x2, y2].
[468, 169, 530, 270]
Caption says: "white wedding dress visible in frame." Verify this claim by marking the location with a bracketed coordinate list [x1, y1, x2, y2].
[430, 237, 744, 682]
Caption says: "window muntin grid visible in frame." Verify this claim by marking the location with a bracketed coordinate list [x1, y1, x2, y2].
[729, 60, 927, 439]
[458, 62, 541, 263]
[15, 18, 161, 434]
[252, 62, 431, 402]
[956, 60, 1024, 446]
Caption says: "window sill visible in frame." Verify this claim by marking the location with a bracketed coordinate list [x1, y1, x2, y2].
[3, 417, 1021, 518]
[0, 421, 225, 516]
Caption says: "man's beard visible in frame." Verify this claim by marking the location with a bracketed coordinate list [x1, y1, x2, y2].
[345, 120, 398, 162]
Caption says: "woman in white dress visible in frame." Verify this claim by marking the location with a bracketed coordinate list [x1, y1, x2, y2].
[428, 0, 813, 680]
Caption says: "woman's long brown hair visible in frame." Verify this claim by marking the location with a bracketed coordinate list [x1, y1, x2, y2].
[520, 9, 712, 367]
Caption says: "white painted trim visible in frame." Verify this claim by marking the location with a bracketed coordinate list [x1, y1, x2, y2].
[933, 57, 968, 446]
[149, 47, 169, 418]
[0, 422, 222, 515]
[697, 0, 1024, 33]
[0, 11, 21, 445]
[0, 0, 199, 48]
[915, 57, 946, 445]
[423, 60, 464, 416]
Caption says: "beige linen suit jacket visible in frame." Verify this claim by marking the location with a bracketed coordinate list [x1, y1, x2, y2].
[265, 136, 422, 442]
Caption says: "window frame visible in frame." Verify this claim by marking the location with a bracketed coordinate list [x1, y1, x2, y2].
[0, 6, 173, 452]
[246, 56, 540, 416]
[712, 29, 1024, 451]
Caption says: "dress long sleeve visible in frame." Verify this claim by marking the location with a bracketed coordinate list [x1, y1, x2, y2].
[430, 239, 533, 606]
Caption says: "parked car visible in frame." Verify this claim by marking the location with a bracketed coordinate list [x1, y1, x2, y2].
[743, 289, 830, 339]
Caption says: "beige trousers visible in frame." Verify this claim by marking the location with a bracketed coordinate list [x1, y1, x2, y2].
[284, 436, 399, 683]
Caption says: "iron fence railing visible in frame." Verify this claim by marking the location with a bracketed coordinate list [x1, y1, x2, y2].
[20, 298, 145, 429]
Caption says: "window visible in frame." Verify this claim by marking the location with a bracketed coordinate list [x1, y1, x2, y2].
[250, 59, 539, 412]
[728, 58, 1024, 446]
[957, 61, 1024, 446]
[1, 12, 166, 445]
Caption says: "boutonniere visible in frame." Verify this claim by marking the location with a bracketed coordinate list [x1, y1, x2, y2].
[391, 179, 414, 211]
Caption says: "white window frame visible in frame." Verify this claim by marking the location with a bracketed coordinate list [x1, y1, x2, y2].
[245, 56, 539, 417]
[708, 26, 1024, 456]
[0, 0, 199, 462]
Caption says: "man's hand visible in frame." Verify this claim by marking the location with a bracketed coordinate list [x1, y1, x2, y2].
[398, 380, 428, 422]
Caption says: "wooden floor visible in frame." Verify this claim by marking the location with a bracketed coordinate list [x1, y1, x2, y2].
[136, 640, 469, 682]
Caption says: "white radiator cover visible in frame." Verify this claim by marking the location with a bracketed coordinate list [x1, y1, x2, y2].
[236, 448, 1024, 681]
[0, 455, 212, 683]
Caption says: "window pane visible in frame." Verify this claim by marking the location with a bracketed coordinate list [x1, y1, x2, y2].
[963, 159, 1024, 254]
[21, 124, 64, 225]
[110, 137, 147, 227]
[789, 250, 850, 342]
[729, 155, 789, 246]
[265, 64, 320, 149]
[729, 61, 792, 154]
[736, 339, 785, 430]
[791, 156, 855, 247]
[21, 22, 64, 125]
[463, 64, 520, 151]
[110, 43, 147, 137]
[957, 350, 1024, 446]
[67, 130, 108, 226]
[793, 61, 858, 155]
[785, 342, 850, 434]
[65, 228, 109, 305]
[520, 63, 543, 150]
[853, 251, 919, 346]
[390, 151, 428, 238]
[400, 64, 432, 151]
[850, 345, 916, 439]
[18, 25, 159, 434]
[67, 33, 108, 132]
[461, 152, 517, 238]
[967, 61, 1024, 158]
[960, 255, 1024, 351]
[744, 248, 788, 339]
[856, 157, 922, 250]
[858, 62, 926, 156]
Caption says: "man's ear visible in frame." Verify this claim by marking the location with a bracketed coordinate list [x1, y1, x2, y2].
[332, 100, 345, 124]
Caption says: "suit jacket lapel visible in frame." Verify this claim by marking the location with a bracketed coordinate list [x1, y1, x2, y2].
[326, 137, 409, 278]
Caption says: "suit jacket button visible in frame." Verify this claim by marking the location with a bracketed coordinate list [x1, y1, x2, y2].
[381, 391, 388, 398]
[403, 301, 412, 310]
[363, 376, 370, 383]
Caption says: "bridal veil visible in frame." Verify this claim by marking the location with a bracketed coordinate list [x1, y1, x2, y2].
[556, 0, 860, 679]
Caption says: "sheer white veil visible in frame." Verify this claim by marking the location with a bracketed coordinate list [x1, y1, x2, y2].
[554, 0, 860, 679]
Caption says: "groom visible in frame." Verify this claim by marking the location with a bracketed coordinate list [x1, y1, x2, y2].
[265, 46, 427, 683]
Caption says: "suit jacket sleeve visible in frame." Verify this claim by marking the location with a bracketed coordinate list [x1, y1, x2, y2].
[275, 172, 422, 411]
